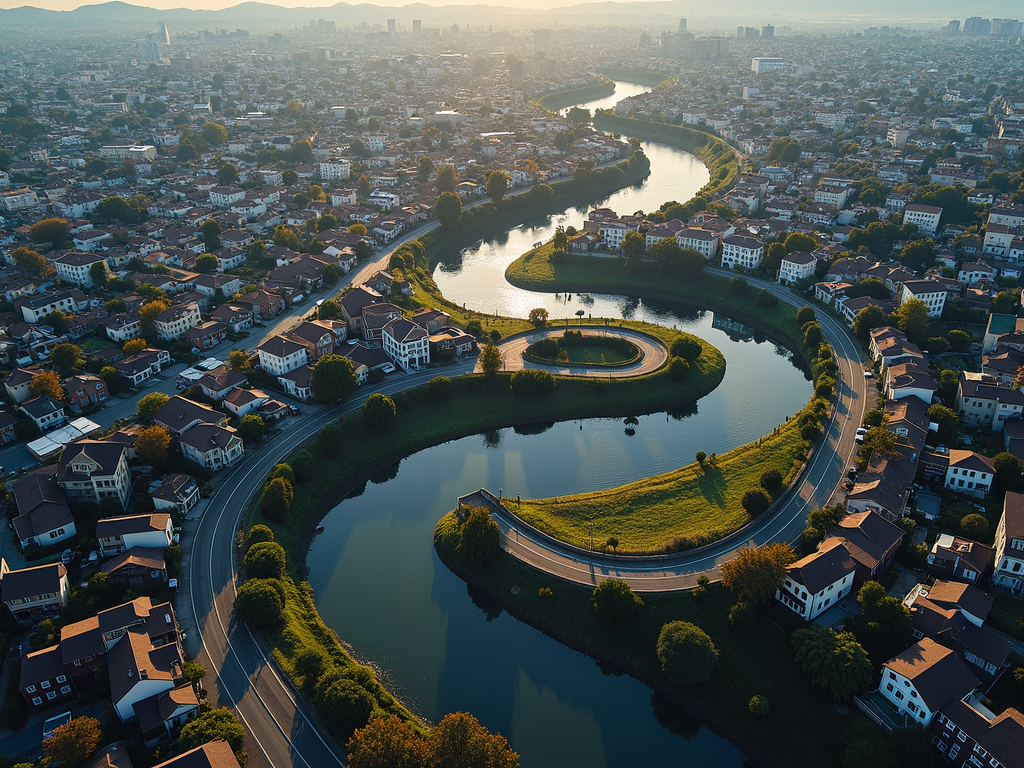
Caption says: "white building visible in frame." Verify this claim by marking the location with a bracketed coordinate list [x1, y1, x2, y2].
[779, 251, 817, 285]
[96, 513, 173, 557]
[257, 335, 308, 376]
[1, 188, 39, 211]
[676, 227, 719, 258]
[53, 251, 110, 288]
[318, 160, 351, 181]
[153, 303, 201, 341]
[209, 186, 245, 208]
[99, 144, 157, 161]
[382, 317, 430, 371]
[944, 450, 995, 498]
[599, 221, 636, 250]
[899, 280, 947, 318]
[903, 203, 943, 235]
[775, 540, 856, 621]
[751, 57, 784, 73]
[993, 491, 1024, 596]
[720, 235, 764, 270]
[879, 638, 979, 728]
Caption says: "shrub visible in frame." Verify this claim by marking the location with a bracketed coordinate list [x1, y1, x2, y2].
[456, 506, 501, 567]
[741, 487, 773, 516]
[670, 336, 702, 361]
[729, 277, 749, 295]
[960, 513, 989, 540]
[290, 449, 315, 482]
[757, 289, 778, 308]
[815, 377, 836, 398]
[667, 356, 689, 380]
[591, 578, 644, 624]
[269, 463, 294, 484]
[801, 421, 822, 441]
[293, 647, 327, 682]
[803, 323, 824, 348]
[425, 376, 454, 400]
[260, 477, 293, 523]
[317, 423, 343, 457]
[313, 676, 375, 741]
[234, 578, 284, 628]
[247, 524, 275, 546]
[760, 468, 784, 494]
[538, 587, 553, 598]
[529, 337, 561, 358]
[657, 621, 718, 685]
[749, 695, 769, 716]
[728, 601, 757, 634]
[510, 368, 556, 395]
[795, 305, 816, 326]
[364, 393, 397, 430]
[243, 541, 286, 579]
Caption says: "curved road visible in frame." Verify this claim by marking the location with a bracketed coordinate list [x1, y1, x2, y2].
[489, 268, 869, 591]
[481, 325, 669, 377]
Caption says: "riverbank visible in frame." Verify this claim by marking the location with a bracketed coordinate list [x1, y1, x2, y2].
[592, 113, 740, 202]
[536, 78, 615, 111]
[434, 513, 844, 768]
[598, 66, 674, 90]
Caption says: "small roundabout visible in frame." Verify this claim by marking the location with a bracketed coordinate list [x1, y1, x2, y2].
[477, 324, 670, 377]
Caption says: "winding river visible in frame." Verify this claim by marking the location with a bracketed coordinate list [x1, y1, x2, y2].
[307, 84, 811, 767]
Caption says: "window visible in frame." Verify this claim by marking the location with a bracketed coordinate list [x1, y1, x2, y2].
[73, 659, 81, 667]
[31, 697, 41, 706]
[26, 685, 36, 693]
[46, 691, 56, 700]
[40, 681, 50, 689]
[56, 675, 66, 683]
[60, 685, 71, 694]
[959, 731, 968, 742]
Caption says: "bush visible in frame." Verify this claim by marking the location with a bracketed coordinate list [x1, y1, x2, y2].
[741, 487, 773, 516]
[657, 620, 718, 685]
[757, 289, 778, 308]
[269, 463, 295, 484]
[234, 578, 284, 628]
[314, 676, 375, 741]
[529, 337, 561, 358]
[243, 541, 287, 579]
[425, 376, 454, 400]
[591, 578, 644, 624]
[667, 356, 689, 380]
[801, 421, 822, 441]
[760, 468, 784, 495]
[456, 506, 501, 567]
[364, 393, 397, 430]
[749, 695, 769, 716]
[960, 513, 989, 540]
[293, 647, 328, 682]
[729, 277, 749, 295]
[669, 336, 703, 361]
[260, 477, 293, 523]
[728, 601, 757, 634]
[795, 305, 816, 326]
[290, 449, 315, 482]
[510, 368, 556, 395]
[317, 423, 343, 457]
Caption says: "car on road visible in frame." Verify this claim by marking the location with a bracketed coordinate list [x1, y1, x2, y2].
[42, 711, 72, 741]
[863, 370, 874, 378]
[60, 549, 74, 565]
[380, 363, 396, 374]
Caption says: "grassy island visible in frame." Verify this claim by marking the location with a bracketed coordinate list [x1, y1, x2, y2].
[523, 331, 642, 367]
[535, 78, 615, 111]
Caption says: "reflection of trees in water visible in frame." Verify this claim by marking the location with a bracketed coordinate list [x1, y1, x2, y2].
[513, 422, 555, 436]
[482, 429, 503, 448]
[620, 297, 640, 319]
[467, 584, 503, 622]
[650, 691, 702, 741]
[345, 481, 367, 500]
[369, 460, 401, 485]
[668, 402, 699, 421]
[578, 294, 595, 306]
[596, 659, 625, 677]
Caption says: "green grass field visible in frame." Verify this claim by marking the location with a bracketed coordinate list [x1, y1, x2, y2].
[435, 515, 845, 768]
[515, 419, 806, 552]
[524, 335, 641, 366]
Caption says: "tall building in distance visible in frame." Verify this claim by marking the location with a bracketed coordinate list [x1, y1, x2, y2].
[944, 19, 960, 34]
[678, 17, 687, 33]
[963, 16, 990, 35]
[412, 19, 421, 34]
[751, 56, 784, 73]
[140, 38, 161, 63]
[158, 21, 170, 44]
[762, 24, 775, 39]
[387, 18, 396, 36]
[534, 29, 550, 50]
[737, 26, 760, 38]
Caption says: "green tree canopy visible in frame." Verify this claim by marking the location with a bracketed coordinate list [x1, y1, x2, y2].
[720, 543, 795, 605]
[657, 620, 718, 685]
[591, 578, 644, 624]
[364, 393, 397, 430]
[791, 624, 872, 700]
[894, 298, 930, 344]
[243, 541, 287, 579]
[311, 354, 359, 403]
[457, 506, 502, 567]
[234, 578, 284, 628]
[179, 708, 246, 763]
[435, 192, 463, 228]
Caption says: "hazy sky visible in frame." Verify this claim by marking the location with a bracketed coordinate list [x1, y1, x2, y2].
[0, 0, 593, 10]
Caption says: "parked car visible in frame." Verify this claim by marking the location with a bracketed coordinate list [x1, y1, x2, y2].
[42, 711, 72, 741]
[847, 467, 858, 479]
[87, 551, 98, 564]
[60, 549, 74, 565]
[864, 370, 874, 378]
[380, 362, 396, 374]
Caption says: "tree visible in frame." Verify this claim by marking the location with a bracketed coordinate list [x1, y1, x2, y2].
[670, 336, 702, 361]
[200, 218, 222, 251]
[322, 264, 342, 287]
[136, 425, 171, 465]
[994, 452, 1024, 491]
[261, 477, 293, 523]
[294, 647, 327, 683]
[552, 227, 568, 252]
[927, 403, 959, 444]
[139, 299, 170, 337]
[993, 291, 1019, 316]
[485, 170, 509, 203]
[566, 106, 590, 125]
[217, 162, 239, 186]
[591, 579, 644, 624]
[236, 413, 264, 443]
[200, 121, 228, 146]
[12, 246, 46, 275]
[364, 393, 397, 430]
[760, 469, 784, 495]
[749, 695, 769, 716]
[479, 342, 503, 376]
[784, 232, 818, 253]
[347, 715, 425, 768]
[269, 463, 295, 484]
[179, 707, 247, 764]
[228, 349, 252, 372]
[136, 392, 169, 422]
[49, 342, 84, 377]
[119, 339, 146, 358]
[234, 578, 284, 628]
[960, 513, 989, 540]
[29, 217, 70, 247]
[292, 140, 314, 164]
[435, 191, 462, 228]
[457, 506, 501, 567]
[182, 660, 207, 686]
[416, 156, 435, 183]
[720, 543, 795, 605]
[899, 239, 936, 273]
[861, 426, 897, 459]
[621, 230, 645, 261]
[29, 370, 63, 401]
[311, 355, 359, 404]
[426, 712, 519, 768]
[436, 165, 456, 193]
[946, 329, 973, 353]
[313, 675, 376, 740]
[795, 306, 816, 326]
[791, 624, 872, 700]
[728, 601, 757, 633]
[100, 366, 125, 395]
[510, 369, 555, 395]
[528, 307, 549, 327]
[43, 715, 102, 766]
[247, 524, 275, 546]
[657, 620, 718, 685]
[803, 322, 823, 348]
[741, 488, 773, 516]
[196, 253, 219, 273]
[894, 298, 929, 344]
[244, 541, 287, 579]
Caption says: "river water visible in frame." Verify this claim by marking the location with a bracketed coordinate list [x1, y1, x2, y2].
[307, 84, 808, 767]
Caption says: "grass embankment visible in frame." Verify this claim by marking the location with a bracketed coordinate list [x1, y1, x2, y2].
[592, 112, 740, 201]
[598, 66, 675, 90]
[250, 329, 725, 572]
[523, 333, 641, 366]
[516, 419, 805, 552]
[507, 249, 806, 351]
[535, 78, 615, 111]
[434, 518, 844, 768]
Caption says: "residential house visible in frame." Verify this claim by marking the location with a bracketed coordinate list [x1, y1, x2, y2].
[104, 314, 142, 344]
[114, 349, 172, 388]
[903, 203, 943, 234]
[150, 474, 200, 515]
[957, 373, 1024, 431]
[944, 450, 996, 497]
[210, 304, 253, 333]
[869, 326, 924, 370]
[284, 321, 336, 363]
[382, 317, 430, 371]
[102, 548, 168, 589]
[885, 361, 936, 403]
[928, 536, 994, 586]
[878, 637, 979, 727]
[720, 234, 764, 270]
[152, 742, 241, 768]
[256, 336, 308, 376]
[182, 322, 228, 352]
[779, 251, 817, 285]
[775, 539, 857, 620]
[97, 513, 172, 557]
[1, 562, 69, 623]
[5, 368, 37, 403]
[277, 365, 314, 401]
[154, 303, 201, 341]
[992, 491, 1024, 596]
[177, 424, 243, 470]
[11, 468, 76, 549]
[676, 227, 720, 258]
[235, 289, 285, 321]
[198, 366, 247, 400]
[56, 441, 131, 509]
[63, 374, 107, 413]
[53, 251, 109, 288]
[899, 280, 948, 318]
[20, 396, 66, 432]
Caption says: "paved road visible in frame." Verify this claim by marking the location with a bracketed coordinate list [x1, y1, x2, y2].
[485, 325, 669, 377]
[488, 269, 869, 591]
